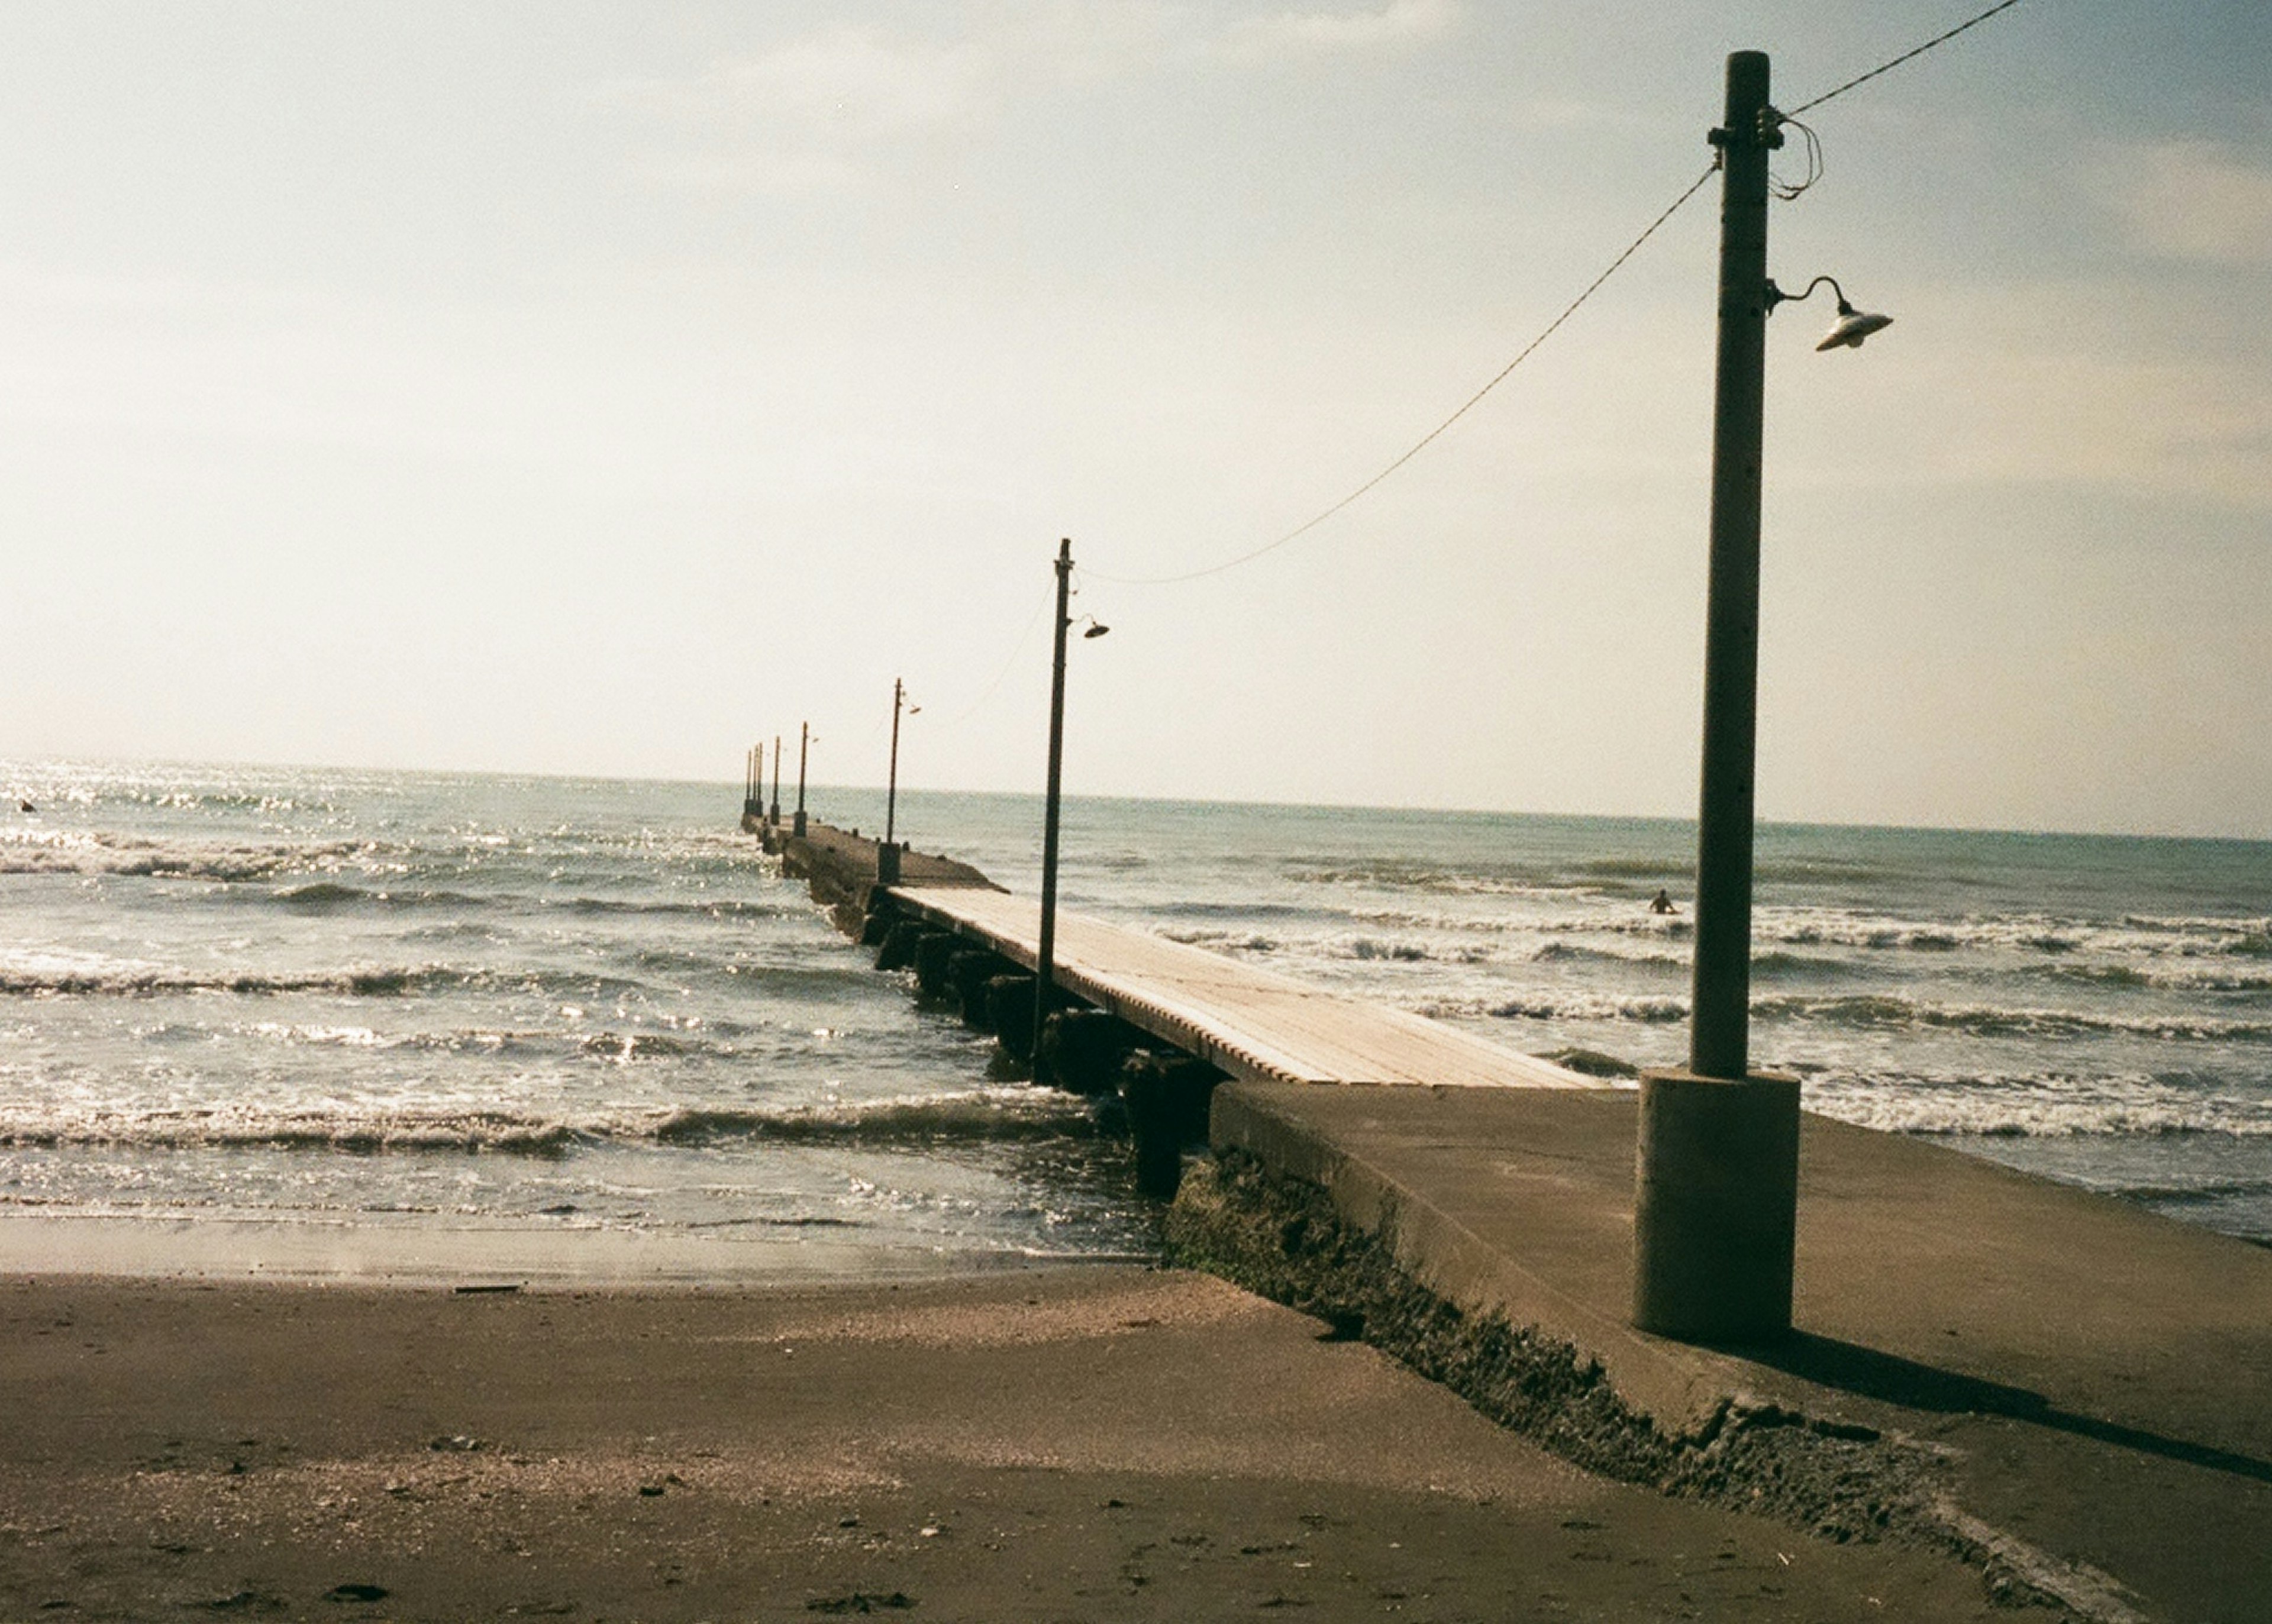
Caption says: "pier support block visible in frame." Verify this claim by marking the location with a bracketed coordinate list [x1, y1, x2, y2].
[1040, 1010, 1143, 1096]
[1632, 1069, 1800, 1343]
[986, 976, 1036, 1061]
[875, 921, 923, 973]
[911, 933, 960, 999]
[1122, 1051, 1225, 1200]
[949, 950, 1012, 1031]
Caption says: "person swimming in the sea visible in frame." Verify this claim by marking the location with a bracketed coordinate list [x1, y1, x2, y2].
[1648, 889, 1677, 915]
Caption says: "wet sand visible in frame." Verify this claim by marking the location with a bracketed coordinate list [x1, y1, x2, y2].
[0, 1264, 2015, 1621]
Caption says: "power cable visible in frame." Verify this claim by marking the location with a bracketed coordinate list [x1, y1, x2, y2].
[1785, 0, 2028, 116]
[1082, 1, 2026, 590]
[1085, 162, 1720, 586]
[935, 577, 1057, 727]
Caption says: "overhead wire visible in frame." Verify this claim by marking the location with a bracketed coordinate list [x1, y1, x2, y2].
[934, 576, 1057, 728]
[1083, 160, 1721, 587]
[1028, 0, 2031, 603]
[1784, 0, 2028, 116]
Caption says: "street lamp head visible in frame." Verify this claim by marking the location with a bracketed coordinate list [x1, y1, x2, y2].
[1081, 618, 1110, 639]
[1816, 302, 1893, 351]
[1766, 274, 1892, 351]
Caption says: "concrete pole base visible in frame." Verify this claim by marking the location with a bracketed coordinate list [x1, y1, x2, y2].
[792, 811, 808, 837]
[876, 843, 901, 886]
[1632, 1068, 1800, 1343]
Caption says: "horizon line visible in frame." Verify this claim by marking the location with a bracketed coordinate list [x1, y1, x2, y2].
[7, 750, 2269, 850]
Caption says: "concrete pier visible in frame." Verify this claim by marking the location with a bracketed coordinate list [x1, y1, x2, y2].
[745, 812, 995, 933]
[752, 815, 2272, 1620]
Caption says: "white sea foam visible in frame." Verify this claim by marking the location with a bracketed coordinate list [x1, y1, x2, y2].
[1416, 992, 1693, 1024]
[0, 1087, 1098, 1155]
[1805, 1073, 2272, 1139]
[0, 958, 474, 997]
[1755, 993, 2272, 1044]
[1758, 905, 2272, 961]
[0, 825, 375, 880]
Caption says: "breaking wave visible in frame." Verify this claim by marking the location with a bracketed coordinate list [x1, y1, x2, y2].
[2039, 961, 2272, 994]
[1156, 926, 1280, 953]
[1417, 992, 1693, 1024]
[1757, 993, 2272, 1044]
[0, 827, 377, 881]
[1280, 861, 1595, 900]
[225, 1022, 750, 1064]
[0, 950, 854, 1005]
[0, 1106, 588, 1156]
[1530, 940, 1687, 971]
[1808, 1087, 2272, 1141]
[1760, 909, 2272, 960]
[0, 1089, 1101, 1156]
[0, 960, 479, 999]
[650, 1091, 1100, 1147]
[1417, 987, 2272, 1045]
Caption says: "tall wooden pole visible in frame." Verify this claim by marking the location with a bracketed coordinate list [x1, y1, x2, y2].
[1031, 539, 1074, 1081]
[1632, 51, 1801, 1345]
[1690, 49, 1773, 1083]
[795, 722, 809, 837]
[886, 679, 904, 847]
[880, 680, 907, 885]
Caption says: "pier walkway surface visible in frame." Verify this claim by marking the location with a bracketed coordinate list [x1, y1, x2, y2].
[760, 818, 2272, 1621]
[890, 883, 1593, 1090]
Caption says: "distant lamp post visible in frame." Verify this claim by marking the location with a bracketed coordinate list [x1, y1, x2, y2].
[770, 734, 783, 825]
[1032, 538, 1107, 1083]
[1634, 50, 1892, 1347]
[880, 679, 919, 886]
[794, 722, 814, 838]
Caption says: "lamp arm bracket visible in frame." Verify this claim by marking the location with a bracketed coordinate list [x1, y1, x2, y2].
[1764, 273, 1848, 314]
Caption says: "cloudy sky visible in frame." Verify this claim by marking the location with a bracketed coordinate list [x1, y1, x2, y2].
[2, 1, 2267, 837]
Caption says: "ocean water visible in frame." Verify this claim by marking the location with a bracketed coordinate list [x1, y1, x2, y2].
[2, 762, 2268, 1281]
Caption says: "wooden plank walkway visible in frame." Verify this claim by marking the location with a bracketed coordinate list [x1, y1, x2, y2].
[887, 883, 1601, 1092]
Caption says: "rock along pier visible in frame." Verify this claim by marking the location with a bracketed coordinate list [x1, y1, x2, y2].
[748, 805, 2272, 1623]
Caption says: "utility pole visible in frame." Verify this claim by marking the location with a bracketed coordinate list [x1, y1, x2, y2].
[886, 679, 906, 847]
[1632, 50, 1802, 1345]
[1031, 539, 1074, 1083]
[771, 735, 782, 825]
[881, 679, 908, 886]
[1692, 49, 1772, 1084]
[794, 722, 810, 838]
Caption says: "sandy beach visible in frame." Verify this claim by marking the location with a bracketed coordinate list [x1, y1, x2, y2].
[0, 1263, 2016, 1622]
